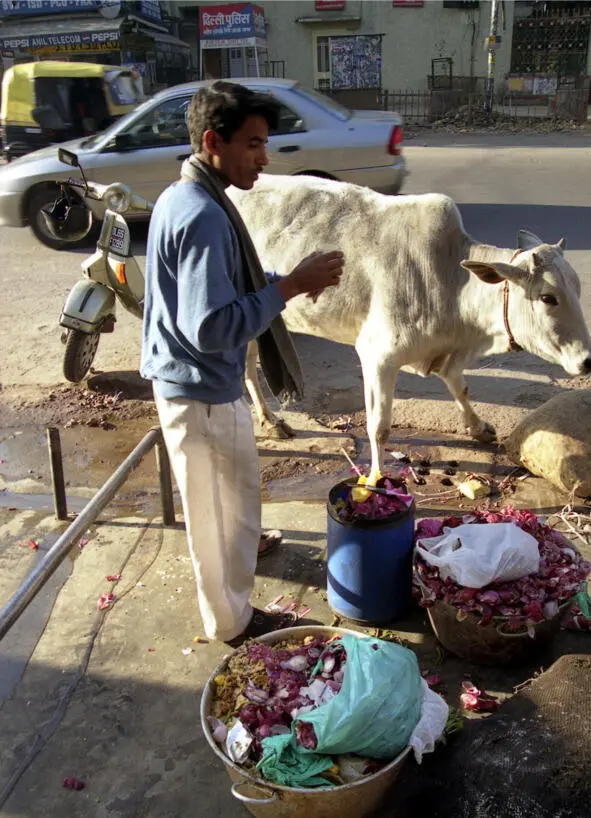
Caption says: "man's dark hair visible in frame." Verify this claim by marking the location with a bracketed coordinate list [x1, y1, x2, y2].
[187, 80, 279, 154]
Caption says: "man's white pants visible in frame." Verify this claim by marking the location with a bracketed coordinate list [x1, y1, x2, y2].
[155, 393, 260, 641]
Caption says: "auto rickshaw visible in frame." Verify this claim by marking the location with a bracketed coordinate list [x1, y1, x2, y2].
[0, 61, 141, 161]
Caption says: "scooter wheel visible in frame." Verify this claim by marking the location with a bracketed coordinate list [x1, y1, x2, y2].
[63, 330, 100, 383]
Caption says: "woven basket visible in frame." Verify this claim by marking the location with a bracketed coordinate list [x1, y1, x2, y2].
[414, 568, 574, 666]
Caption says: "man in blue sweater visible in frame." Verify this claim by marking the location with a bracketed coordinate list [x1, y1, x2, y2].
[141, 82, 344, 645]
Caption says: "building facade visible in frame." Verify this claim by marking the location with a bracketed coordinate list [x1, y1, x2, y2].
[182, 0, 516, 94]
[175, 0, 591, 105]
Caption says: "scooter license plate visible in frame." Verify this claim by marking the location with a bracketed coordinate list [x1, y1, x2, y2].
[109, 225, 127, 252]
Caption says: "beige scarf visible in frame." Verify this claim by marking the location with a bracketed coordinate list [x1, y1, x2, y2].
[181, 155, 304, 400]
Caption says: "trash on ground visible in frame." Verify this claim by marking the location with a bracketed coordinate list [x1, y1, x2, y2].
[460, 681, 500, 713]
[414, 508, 591, 632]
[457, 476, 491, 500]
[62, 777, 85, 790]
[207, 633, 443, 788]
[96, 593, 115, 611]
[78, 537, 89, 550]
[106, 574, 121, 582]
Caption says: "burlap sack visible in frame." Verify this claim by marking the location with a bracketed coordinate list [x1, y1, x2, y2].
[505, 390, 591, 499]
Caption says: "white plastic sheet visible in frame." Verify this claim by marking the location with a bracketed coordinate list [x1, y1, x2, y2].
[409, 679, 449, 764]
[416, 522, 540, 588]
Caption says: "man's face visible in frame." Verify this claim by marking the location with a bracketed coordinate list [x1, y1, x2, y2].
[209, 114, 270, 190]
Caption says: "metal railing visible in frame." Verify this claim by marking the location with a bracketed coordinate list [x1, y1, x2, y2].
[379, 88, 589, 125]
[0, 426, 176, 641]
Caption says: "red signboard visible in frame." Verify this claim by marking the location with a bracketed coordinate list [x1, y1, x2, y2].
[392, 1, 424, 6]
[199, 3, 265, 40]
[315, 1, 346, 10]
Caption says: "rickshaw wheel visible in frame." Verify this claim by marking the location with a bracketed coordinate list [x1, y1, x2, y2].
[6, 142, 29, 161]
[27, 185, 97, 250]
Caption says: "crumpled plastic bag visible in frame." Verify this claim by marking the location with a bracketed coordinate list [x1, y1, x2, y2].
[409, 679, 449, 764]
[259, 635, 422, 788]
[298, 635, 422, 759]
[416, 522, 540, 588]
[256, 733, 335, 788]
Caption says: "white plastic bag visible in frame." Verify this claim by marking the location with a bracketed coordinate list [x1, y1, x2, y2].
[409, 679, 449, 764]
[416, 522, 540, 588]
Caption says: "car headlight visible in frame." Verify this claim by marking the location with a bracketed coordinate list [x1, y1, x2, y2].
[103, 184, 132, 213]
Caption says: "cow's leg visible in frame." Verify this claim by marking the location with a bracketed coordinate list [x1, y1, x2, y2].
[356, 336, 400, 482]
[437, 368, 496, 443]
[243, 341, 295, 439]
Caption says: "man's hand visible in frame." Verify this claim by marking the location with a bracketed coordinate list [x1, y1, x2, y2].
[276, 251, 345, 303]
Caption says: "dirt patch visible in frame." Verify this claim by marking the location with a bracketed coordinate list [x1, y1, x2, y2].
[260, 453, 351, 484]
[0, 384, 157, 431]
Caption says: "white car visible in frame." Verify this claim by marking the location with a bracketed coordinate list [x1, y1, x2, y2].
[0, 77, 407, 249]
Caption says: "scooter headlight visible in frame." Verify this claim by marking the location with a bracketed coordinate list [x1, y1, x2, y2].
[103, 184, 132, 213]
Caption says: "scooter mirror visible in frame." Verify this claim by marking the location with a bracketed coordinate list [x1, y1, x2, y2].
[58, 148, 80, 168]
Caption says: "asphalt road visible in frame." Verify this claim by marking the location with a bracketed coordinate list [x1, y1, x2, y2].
[0, 132, 590, 430]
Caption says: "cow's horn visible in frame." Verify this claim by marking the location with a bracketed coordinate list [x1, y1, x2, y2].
[556, 238, 566, 251]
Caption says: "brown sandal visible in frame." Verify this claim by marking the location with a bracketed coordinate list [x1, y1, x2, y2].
[225, 608, 297, 648]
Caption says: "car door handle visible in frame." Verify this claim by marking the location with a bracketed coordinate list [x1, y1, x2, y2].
[278, 145, 301, 153]
[177, 153, 191, 161]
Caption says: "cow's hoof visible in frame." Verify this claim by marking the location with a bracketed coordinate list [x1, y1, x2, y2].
[262, 418, 296, 439]
[471, 422, 497, 444]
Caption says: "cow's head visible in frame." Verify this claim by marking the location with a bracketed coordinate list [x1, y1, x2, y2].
[461, 230, 591, 377]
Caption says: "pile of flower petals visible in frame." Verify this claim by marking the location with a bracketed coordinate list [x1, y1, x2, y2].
[460, 681, 499, 713]
[336, 478, 413, 523]
[413, 507, 591, 631]
[212, 637, 347, 761]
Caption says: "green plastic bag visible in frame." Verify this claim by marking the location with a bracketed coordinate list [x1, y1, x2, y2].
[260, 634, 422, 786]
[299, 635, 422, 758]
[257, 733, 335, 788]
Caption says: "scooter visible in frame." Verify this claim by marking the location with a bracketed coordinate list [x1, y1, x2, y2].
[54, 148, 153, 382]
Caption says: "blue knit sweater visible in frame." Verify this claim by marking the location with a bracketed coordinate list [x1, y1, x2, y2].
[140, 181, 285, 403]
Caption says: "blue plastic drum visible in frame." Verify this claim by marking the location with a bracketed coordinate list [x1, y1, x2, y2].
[327, 479, 416, 624]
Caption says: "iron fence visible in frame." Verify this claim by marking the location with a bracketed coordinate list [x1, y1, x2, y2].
[379, 88, 589, 125]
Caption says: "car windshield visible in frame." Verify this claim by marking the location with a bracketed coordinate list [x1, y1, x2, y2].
[291, 85, 352, 121]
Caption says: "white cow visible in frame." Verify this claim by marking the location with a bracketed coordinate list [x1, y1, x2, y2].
[229, 175, 591, 483]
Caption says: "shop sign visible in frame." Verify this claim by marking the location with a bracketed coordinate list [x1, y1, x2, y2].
[139, 0, 161, 22]
[1, 29, 119, 50]
[199, 3, 265, 42]
[31, 39, 119, 54]
[392, 1, 424, 7]
[0, 0, 100, 15]
[315, 1, 345, 10]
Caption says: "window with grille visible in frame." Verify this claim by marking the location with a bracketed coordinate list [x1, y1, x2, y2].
[510, 3, 591, 78]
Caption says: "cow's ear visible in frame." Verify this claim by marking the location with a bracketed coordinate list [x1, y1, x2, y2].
[517, 229, 544, 250]
[461, 260, 522, 285]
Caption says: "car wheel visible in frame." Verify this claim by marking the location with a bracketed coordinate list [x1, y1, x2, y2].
[27, 186, 98, 251]
[63, 330, 100, 383]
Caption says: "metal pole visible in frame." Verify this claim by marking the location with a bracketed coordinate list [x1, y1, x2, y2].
[46, 427, 68, 521]
[485, 0, 500, 114]
[154, 430, 175, 526]
[0, 427, 162, 642]
[254, 45, 260, 79]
